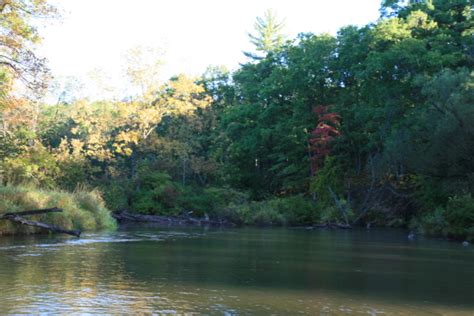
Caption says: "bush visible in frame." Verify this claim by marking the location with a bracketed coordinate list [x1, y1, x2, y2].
[231, 201, 285, 226]
[416, 194, 474, 242]
[168, 185, 248, 219]
[318, 198, 354, 225]
[130, 171, 181, 215]
[0, 185, 116, 236]
[232, 195, 319, 226]
[2, 143, 59, 188]
[101, 178, 132, 211]
[251, 206, 287, 226]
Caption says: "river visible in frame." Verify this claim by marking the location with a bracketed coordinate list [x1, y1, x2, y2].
[0, 227, 473, 315]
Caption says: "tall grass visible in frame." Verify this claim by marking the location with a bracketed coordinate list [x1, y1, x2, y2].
[0, 185, 116, 236]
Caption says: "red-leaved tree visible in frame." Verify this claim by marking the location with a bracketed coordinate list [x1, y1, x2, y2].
[309, 105, 341, 176]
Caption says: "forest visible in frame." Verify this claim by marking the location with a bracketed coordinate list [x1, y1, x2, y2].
[0, 0, 473, 242]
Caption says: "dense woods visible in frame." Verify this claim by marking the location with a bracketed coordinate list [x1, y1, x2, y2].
[0, 0, 473, 241]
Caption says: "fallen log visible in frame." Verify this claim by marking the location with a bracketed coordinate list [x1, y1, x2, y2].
[307, 223, 352, 230]
[112, 211, 174, 224]
[113, 210, 229, 226]
[0, 208, 81, 237]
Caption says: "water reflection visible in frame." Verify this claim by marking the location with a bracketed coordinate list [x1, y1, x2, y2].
[0, 228, 473, 314]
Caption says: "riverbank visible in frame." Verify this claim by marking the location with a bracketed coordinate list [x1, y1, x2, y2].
[0, 185, 471, 245]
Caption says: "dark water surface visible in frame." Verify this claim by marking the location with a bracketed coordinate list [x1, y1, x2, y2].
[0, 227, 473, 315]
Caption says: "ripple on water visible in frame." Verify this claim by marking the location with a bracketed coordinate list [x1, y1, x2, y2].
[0, 228, 473, 315]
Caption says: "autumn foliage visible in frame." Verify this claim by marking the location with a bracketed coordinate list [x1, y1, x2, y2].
[309, 105, 340, 176]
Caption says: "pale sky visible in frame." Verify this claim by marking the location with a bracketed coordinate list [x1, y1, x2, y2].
[38, 0, 381, 100]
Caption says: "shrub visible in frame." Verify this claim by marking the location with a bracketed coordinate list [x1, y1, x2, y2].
[2, 143, 59, 188]
[130, 171, 181, 215]
[232, 195, 319, 226]
[417, 194, 474, 241]
[231, 201, 284, 226]
[101, 179, 132, 211]
[175, 185, 248, 219]
[202, 187, 248, 218]
[318, 198, 354, 225]
[278, 195, 320, 225]
[251, 206, 287, 226]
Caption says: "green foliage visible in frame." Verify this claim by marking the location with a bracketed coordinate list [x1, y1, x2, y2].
[55, 158, 91, 190]
[0, 185, 116, 235]
[444, 195, 474, 241]
[415, 194, 474, 242]
[247, 9, 286, 56]
[232, 202, 285, 226]
[391, 69, 474, 203]
[1, 0, 473, 240]
[101, 179, 133, 212]
[310, 157, 345, 205]
[232, 196, 319, 226]
[272, 195, 321, 225]
[0, 0, 57, 94]
[319, 201, 354, 225]
[177, 186, 248, 218]
[131, 171, 180, 215]
[2, 142, 59, 188]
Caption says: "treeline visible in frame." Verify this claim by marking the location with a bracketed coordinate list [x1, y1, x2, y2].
[1, 0, 473, 240]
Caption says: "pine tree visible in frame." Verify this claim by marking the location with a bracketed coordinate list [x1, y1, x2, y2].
[245, 9, 286, 59]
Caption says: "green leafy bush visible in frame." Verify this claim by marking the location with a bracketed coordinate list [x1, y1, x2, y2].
[416, 194, 474, 242]
[250, 206, 287, 226]
[101, 178, 132, 211]
[131, 172, 181, 215]
[231, 201, 286, 226]
[171, 185, 248, 221]
[2, 143, 59, 188]
[231, 195, 318, 226]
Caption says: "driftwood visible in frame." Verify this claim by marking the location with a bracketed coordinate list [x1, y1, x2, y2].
[113, 210, 229, 226]
[0, 208, 81, 237]
[312, 223, 352, 229]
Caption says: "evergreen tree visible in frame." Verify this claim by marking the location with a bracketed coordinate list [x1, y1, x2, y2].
[245, 9, 286, 59]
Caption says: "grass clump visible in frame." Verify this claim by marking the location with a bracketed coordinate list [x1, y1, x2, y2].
[0, 185, 116, 236]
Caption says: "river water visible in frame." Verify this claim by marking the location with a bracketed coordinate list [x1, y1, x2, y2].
[0, 227, 472, 315]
